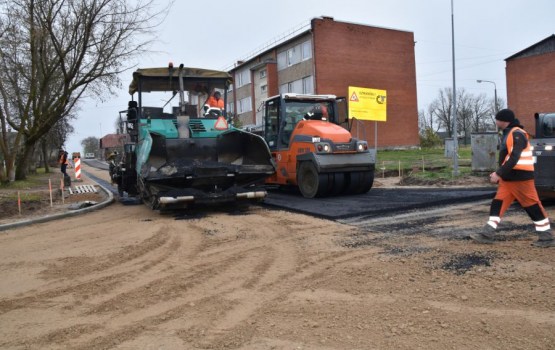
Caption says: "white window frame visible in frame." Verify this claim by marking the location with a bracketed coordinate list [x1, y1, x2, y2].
[259, 69, 267, 79]
[238, 96, 252, 114]
[236, 68, 251, 88]
[302, 76, 313, 94]
[277, 51, 287, 71]
[290, 79, 302, 93]
[302, 39, 312, 60]
[287, 46, 301, 66]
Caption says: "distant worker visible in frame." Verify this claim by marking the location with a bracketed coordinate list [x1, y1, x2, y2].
[469, 109, 553, 247]
[58, 148, 69, 175]
[107, 151, 119, 184]
[206, 91, 224, 109]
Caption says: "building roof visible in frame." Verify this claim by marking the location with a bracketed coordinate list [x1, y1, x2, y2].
[506, 34, 555, 61]
[228, 16, 413, 73]
[100, 134, 128, 149]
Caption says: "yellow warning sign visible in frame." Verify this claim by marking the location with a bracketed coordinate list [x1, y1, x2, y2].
[348, 86, 387, 121]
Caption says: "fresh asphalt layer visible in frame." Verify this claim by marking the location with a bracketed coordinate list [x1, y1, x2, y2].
[262, 187, 496, 220]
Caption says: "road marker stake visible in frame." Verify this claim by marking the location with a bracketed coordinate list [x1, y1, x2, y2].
[49, 178, 53, 207]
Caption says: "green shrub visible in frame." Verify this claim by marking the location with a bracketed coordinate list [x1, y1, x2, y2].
[419, 128, 442, 148]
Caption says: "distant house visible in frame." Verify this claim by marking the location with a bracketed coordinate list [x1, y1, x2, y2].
[99, 134, 128, 160]
[506, 34, 555, 132]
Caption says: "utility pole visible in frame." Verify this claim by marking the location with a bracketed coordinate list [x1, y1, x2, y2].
[451, 0, 458, 176]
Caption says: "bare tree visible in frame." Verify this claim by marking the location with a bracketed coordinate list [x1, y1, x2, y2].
[80, 136, 100, 155]
[456, 88, 474, 145]
[418, 107, 440, 134]
[469, 93, 494, 132]
[39, 117, 75, 172]
[0, 0, 170, 181]
[429, 87, 454, 137]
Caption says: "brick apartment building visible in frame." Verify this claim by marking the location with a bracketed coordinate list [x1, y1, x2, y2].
[227, 16, 419, 148]
[506, 34, 555, 131]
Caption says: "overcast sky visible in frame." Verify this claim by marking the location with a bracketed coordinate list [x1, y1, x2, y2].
[67, 0, 555, 153]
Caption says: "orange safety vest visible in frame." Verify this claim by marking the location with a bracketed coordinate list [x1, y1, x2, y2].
[206, 96, 224, 108]
[503, 127, 534, 171]
[58, 152, 69, 165]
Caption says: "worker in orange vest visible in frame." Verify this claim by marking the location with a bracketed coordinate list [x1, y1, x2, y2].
[470, 109, 553, 247]
[58, 149, 69, 175]
[206, 91, 224, 109]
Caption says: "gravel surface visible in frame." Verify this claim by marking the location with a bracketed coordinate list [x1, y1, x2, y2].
[0, 164, 553, 349]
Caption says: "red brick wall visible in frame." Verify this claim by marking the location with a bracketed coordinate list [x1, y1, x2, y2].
[506, 51, 555, 133]
[312, 18, 419, 147]
[266, 61, 279, 97]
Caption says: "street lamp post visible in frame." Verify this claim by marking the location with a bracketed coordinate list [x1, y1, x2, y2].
[477, 79, 498, 113]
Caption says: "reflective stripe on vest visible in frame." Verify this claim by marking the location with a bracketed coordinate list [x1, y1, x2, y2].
[503, 127, 534, 171]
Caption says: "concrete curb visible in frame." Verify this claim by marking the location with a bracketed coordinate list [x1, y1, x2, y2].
[0, 180, 115, 232]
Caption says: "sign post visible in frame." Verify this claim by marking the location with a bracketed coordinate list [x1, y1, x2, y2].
[348, 86, 387, 150]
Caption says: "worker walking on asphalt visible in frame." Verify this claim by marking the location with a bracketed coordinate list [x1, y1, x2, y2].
[470, 109, 553, 247]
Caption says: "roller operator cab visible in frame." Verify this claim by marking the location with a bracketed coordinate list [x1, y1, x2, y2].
[531, 112, 555, 198]
[263, 93, 376, 198]
[110, 64, 276, 210]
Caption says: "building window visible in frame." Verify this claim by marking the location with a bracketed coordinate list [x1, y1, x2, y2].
[290, 79, 302, 93]
[277, 51, 287, 71]
[259, 69, 267, 79]
[238, 96, 252, 114]
[227, 84, 233, 93]
[227, 101, 234, 113]
[302, 39, 312, 60]
[302, 76, 313, 94]
[277, 39, 312, 71]
[279, 79, 305, 94]
[236, 68, 251, 88]
[261, 85, 267, 94]
[287, 46, 301, 66]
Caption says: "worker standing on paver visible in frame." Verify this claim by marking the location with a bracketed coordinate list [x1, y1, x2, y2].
[470, 109, 553, 247]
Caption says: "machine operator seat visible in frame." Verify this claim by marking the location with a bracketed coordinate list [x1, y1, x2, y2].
[127, 101, 138, 122]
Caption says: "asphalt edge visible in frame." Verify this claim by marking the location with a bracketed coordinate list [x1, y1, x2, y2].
[0, 180, 115, 232]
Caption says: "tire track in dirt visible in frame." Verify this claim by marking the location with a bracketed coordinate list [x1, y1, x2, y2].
[3, 193, 554, 350]
[0, 223, 188, 315]
[427, 300, 555, 324]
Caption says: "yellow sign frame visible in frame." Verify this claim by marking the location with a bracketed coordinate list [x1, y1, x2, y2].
[348, 86, 387, 121]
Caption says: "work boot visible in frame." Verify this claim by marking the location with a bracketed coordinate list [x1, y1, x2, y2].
[469, 225, 495, 244]
[532, 230, 555, 248]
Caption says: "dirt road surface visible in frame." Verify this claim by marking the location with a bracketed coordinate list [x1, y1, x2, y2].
[0, 165, 554, 349]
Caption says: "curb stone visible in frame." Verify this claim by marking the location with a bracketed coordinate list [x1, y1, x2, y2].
[0, 180, 114, 232]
